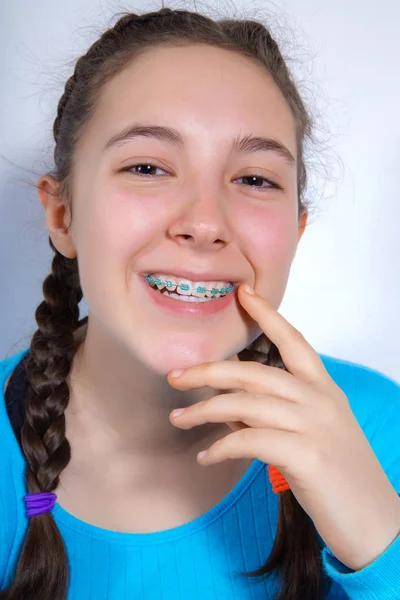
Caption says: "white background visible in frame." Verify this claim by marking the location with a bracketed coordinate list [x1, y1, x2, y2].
[1, 0, 399, 382]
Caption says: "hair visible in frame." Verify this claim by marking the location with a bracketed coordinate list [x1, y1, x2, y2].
[1, 5, 333, 600]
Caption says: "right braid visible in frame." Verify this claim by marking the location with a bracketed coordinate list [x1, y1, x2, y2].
[0, 245, 83, 600]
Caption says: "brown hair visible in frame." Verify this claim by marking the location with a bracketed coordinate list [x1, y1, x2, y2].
[1, 6, 333, 600]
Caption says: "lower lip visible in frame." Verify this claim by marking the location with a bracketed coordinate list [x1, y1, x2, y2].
[139, 276, 237, 316]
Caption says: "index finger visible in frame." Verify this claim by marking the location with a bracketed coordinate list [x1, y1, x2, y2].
[238, 284, 330, 384]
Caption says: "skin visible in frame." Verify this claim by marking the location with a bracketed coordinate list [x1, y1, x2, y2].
[167, 290, 400, 569]
[37, 44, 308, 524]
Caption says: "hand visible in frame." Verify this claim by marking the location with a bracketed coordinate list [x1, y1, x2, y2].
[167, 284, 400, 571]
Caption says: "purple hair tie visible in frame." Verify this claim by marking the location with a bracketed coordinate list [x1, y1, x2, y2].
[24, 492, 57, 518]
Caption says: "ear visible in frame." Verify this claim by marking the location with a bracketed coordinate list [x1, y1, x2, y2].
[297, 208, 308, 243]
[289, 208, 308, 262]
[37, 175, 77, 259]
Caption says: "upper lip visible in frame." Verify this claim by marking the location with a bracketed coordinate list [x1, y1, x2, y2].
[140, 268, 241, 283]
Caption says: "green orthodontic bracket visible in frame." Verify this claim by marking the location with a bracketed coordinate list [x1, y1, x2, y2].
[145, 276, 233, 295]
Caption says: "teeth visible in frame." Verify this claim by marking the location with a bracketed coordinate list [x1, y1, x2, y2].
[162, 292, 209, 302]
[146, 273, 234, 298]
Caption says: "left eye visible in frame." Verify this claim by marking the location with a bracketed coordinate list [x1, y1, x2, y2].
[120, 163, 280, 191]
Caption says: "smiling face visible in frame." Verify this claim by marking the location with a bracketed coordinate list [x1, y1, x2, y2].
[44, 43, 307, 375]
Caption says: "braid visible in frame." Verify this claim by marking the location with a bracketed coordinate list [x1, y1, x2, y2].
[22, 244, 82, 493]
[238, 335, 329, 598]
[53, 75, 76, 143]
[0, 244, 83, 600]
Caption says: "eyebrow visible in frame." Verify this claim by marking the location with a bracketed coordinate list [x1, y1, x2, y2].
[103, 123, 295, 165]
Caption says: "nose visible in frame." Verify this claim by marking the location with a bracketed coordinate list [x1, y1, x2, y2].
[167, 191, 232, 251]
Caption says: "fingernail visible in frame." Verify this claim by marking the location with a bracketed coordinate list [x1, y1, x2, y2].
[243, 284, 255, 295]
[197, 450, 207, 460]
[171, 408, 185, 418]
[170, 369, 184, 378]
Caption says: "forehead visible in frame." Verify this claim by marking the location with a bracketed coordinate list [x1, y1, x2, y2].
[80, 43, 297, 158]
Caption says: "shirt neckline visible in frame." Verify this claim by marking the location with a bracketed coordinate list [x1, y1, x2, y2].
[1, 348, 266, 545]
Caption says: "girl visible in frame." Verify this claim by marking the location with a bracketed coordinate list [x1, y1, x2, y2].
[1, 6, 399, 600]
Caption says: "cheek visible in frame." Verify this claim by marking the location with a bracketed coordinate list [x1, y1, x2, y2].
[238, 206, 298, 307]
[79, 188, 166, 260]
[240, 205, 298, 281]
[72, 188, 165, 305]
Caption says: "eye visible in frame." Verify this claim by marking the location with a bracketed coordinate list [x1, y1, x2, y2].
[234, 174, 281, 192]
[119, 163, 281, 192]
[119, 163, 169, 177]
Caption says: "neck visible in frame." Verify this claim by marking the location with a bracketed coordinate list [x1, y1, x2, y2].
[65, 321, 234, 460]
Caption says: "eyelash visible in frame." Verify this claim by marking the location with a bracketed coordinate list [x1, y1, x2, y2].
[119, 163, 281, 192]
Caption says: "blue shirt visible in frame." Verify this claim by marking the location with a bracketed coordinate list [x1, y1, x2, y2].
[1, 348, 399, 599]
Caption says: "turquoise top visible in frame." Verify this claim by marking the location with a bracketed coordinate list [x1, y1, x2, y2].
[1, 348, 400, 599]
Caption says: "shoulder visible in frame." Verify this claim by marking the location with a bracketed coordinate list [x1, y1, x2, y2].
[318, 353, 400, 416]
[0, 347, 29, 453]
[0, 349, 29, 585]
[0, 347, 30, 378]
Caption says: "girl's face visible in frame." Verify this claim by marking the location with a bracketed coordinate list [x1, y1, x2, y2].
[67, 43, 307, 375]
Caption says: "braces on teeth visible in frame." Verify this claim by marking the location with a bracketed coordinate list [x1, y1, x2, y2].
[145, 276, 234, 296]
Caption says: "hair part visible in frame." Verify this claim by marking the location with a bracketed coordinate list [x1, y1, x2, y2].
[1, 6, 332, 600]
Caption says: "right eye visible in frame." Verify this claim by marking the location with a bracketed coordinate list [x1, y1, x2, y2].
[119, 163, 170, 177]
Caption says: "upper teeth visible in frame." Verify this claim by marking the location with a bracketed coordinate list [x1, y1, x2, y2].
[146, 273, 234, 297]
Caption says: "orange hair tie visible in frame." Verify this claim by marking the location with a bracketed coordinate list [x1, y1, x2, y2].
[267, 465, 291, 493]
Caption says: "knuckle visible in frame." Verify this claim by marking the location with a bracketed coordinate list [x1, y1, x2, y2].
[236, 362, 263, 389]
[292, 328, 306, 343]
[237, 426, 253, 444]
